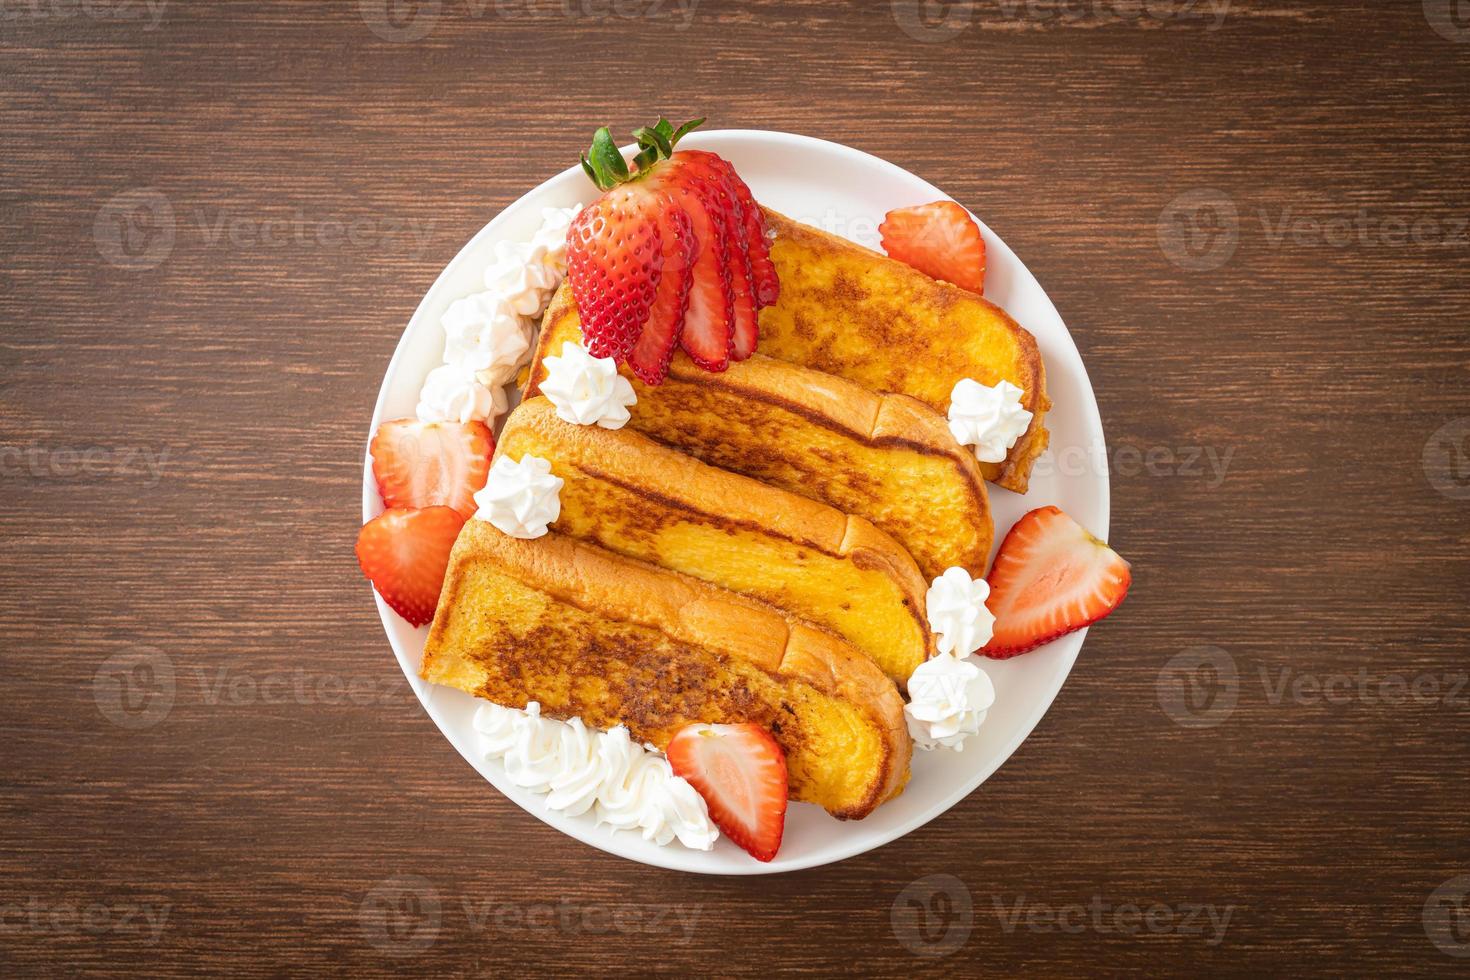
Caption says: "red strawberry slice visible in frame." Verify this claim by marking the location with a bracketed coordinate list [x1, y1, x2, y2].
[694, 151, 779, 309]
[566, 184, 666, 362]
[879, 200, 987, 295]
[625, 191, 695, 385]
[676, 151, 759, 359]
[370, 419, 494, 519]
[666, 722, 788, 862]
[355, 506, 465, 627]
[982, 506, 1131, 658]
[708, 191, 757, 360]
[651, 157, 734, 371]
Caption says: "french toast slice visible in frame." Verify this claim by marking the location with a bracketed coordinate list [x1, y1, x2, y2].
[528, 285, 993, 579]
[422, 526, 911, 819]
[756, 208, 1051, 493]
[498, 397, 935, 685]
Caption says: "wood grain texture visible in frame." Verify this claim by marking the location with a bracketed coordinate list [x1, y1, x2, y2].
[2, 1, 1468, 975]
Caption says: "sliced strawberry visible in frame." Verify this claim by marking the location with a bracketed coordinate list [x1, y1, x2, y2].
[982, 506, 1131, 658]
[695, 151, 779, 309]
[567, 119, 771, 373]
[650, 157, 734, 371]
[370, 419, 494, 519]
[355, 506, 465, 627]
[879, 200, 987, 295]
[676, 151, 758, 359]
[678, 249, 735, 370]
[625, 191, 694, 385]
[566, 184, 666, 362]
[666, 722, 788, 862]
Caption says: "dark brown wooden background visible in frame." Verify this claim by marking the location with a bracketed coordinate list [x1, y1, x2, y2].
[3, 1, 1468, 975]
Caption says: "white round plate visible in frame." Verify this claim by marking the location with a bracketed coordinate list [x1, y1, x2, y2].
[363, 130, 1108, 875]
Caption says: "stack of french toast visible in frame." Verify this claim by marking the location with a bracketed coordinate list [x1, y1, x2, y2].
[419, 207, 1049, 822]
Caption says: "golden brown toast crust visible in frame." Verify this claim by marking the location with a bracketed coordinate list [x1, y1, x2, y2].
[422, 526, 912, 819]
[527, 286, 994, 578]
[497, 397, 937, 684]
[756, 208, 1050, 493]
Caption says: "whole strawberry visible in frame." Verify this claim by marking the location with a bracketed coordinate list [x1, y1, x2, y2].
[565, 118, 780, 384]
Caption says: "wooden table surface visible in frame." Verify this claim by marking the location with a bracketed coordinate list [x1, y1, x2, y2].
[4, 1, 1468, 975]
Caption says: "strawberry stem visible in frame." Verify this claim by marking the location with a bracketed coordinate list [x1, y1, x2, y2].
[580, 117, 706, 190]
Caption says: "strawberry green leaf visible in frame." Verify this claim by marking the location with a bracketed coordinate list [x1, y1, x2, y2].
[631, 124, 674, 172]
[584, 126, 630, 191]
[635, 125, 673, 158]
[671, 117, 705, 144]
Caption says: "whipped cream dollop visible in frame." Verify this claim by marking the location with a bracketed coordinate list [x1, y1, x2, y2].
[481, 205, 580, 316]
[416, 361, 509, 425]
[473, 454, 563, 539]
[925, 566, 996, 657]
[948, 378, 1034, 464]
[521, 205, 579, 280]
[904, 653, 996, 751]
[441, 292, 533, 387]
[485, 239, 561, 316]
[540, 342, 637, 430]
[473, 701, 719, 851]
[416, 204, 583, 426]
